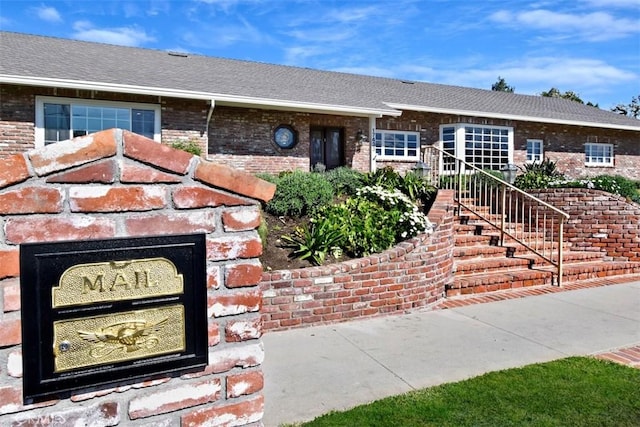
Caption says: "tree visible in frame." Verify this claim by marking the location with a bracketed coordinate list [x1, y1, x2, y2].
[491, 76, 514, 92]
[541, 87, 599, 108]
[541, 87, 583, 103]
[611, 94, 640, 119]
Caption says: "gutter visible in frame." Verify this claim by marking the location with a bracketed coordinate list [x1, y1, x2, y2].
[1, 74, 399, 118]
[384, 103, 640, 132]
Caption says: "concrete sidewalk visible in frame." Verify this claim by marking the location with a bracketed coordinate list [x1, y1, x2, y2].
[262, 281, 640, 426]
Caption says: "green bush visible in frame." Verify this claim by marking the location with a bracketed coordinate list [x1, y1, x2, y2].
[170, 140, 202, 156]
[264, 171, 334, 217]
[514, 159, 564, 190]
[364, 166, 402, 190]
[397, 171, 437, 205]
[320, 198, 397, 258]
[291, 185, 432, 260]
[324, 167, 366, 196]
[560, 175, 640, 204]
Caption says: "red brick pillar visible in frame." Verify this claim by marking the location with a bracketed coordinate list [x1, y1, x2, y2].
[0, 129, 275, 425]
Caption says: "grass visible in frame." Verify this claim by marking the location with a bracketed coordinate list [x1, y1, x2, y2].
[288, 357, 640, 427]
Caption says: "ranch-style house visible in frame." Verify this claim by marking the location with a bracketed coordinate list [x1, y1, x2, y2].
[1, 31, 639, 179]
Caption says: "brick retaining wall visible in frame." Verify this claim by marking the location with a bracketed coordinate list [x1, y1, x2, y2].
[260, 190, 455, 331]
[0, 129, 275, 425]
[531, 189, 640, 262]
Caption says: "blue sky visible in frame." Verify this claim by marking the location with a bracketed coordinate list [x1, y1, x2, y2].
[1, 0, 638, 109]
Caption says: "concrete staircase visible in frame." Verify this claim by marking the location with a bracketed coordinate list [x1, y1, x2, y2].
[447, 213, 640, 297]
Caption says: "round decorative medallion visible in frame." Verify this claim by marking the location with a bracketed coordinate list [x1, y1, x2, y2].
[273, 125, 297, 149]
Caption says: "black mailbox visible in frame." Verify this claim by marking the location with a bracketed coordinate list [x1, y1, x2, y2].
[20, 234, 208, 403]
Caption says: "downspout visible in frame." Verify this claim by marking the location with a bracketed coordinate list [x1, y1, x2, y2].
[204, 99, 215, 158]
[369, 115, 377, 172]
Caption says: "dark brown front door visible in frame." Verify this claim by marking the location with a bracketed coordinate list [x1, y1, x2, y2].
[310, 127, 344, 170]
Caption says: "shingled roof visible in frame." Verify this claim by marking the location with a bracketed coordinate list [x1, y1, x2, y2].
[1, 31, 638, 131]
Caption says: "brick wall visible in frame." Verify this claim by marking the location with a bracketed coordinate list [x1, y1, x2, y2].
[530, 189, 640, 262]
[260, 190, 455, 331]
[207, 107, 370, 174]
[3, 84, 639, 179]
[0, 129, 275, 425]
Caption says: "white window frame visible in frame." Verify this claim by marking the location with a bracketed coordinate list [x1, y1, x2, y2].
[35, 96, 161, 149]
[584, 142, 614, 167]
[373, 130, 420, 161]
[439, 124, 514, 172]
[526, 139, 544, 163]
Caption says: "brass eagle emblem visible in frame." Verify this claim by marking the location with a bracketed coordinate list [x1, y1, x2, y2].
[78, 318, 168, 358]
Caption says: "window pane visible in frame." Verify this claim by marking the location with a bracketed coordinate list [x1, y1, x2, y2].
[44, 103, 71, 144]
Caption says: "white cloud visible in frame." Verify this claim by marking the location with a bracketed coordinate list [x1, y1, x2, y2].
[489, 9, 639, 41]
[182, 16, 272, 49]
[399, 56, 637, 107]
[72, 21, 155, 47]
[581, 0, 640, 8]
[34, 5, 62, 23]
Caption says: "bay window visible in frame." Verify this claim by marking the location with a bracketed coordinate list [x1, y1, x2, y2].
[439, 124, 513, 172]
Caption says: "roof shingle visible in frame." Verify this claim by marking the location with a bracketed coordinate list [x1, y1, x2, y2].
[1, 31, 638, 130]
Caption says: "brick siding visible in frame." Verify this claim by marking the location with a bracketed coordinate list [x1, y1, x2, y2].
[2, 84, 639, 180]
[260, 190, 455, 331]
[0, 129, 275, 425]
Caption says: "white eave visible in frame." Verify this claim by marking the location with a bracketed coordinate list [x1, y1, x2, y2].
[385, 103, 640, 132]
[1, 74, 399, 118]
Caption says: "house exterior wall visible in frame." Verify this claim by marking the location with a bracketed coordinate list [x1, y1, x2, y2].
[0, 129, 275, 425]
[0, 84, 209, 157]
[376, 111, 640, 180]
[207, 106, 370, 174]
[1, 84, 638, 180]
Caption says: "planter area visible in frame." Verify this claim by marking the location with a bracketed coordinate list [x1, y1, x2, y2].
[260, 190, 455, 331]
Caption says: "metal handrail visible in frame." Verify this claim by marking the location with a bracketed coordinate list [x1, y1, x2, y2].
[423, 145, 570, 286]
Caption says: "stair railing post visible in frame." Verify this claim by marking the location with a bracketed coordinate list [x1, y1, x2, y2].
[558, 218, 564, 287]
[500, 183, 507, 246]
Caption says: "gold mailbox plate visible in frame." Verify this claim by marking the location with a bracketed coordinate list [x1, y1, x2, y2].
[53, 305, 186, 373]
[52, 257, 184, 308]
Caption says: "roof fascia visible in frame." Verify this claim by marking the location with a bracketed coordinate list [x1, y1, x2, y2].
[385, 103, 640, 132]
[1, 75, 399, 118]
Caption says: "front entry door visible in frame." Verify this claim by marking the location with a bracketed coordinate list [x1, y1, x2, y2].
[310, 127, 344, 170]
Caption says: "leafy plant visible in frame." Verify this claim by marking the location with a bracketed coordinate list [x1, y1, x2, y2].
[397, 171, 436, 205]
[264, 171, 334, 217]
[280, 219, 345, 266]
[365, 166, 402, 190]
[170, 139, 202, 156]
[324, 167, 366, 196]
[514, 159, 564, 190]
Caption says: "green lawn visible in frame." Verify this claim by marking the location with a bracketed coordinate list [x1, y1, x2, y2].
[289, 357, 640, 427]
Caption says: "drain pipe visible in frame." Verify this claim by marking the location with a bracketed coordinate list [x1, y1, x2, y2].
[369, 115, 377, 172]
[203, 99, 215, 158]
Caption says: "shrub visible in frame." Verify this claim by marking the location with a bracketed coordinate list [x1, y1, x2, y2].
[170, 140, 202, 156]
[397, 171, 437, 205]
[364, 166, 402, 190]
[324, 167, 367, 196]
[264, 170, 334, 217]
[559, 175, 640, 204]
[294, 185, 433, 260]
[319, 198, 397, 258]
[514, 159, 564, 190]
